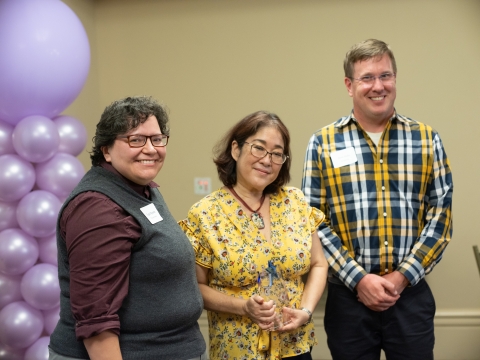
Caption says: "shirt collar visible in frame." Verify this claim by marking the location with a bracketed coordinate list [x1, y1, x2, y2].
[335, 109, 405, 128]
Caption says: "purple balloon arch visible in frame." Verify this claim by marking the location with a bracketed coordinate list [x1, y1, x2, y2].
[0, 0, 90, 354]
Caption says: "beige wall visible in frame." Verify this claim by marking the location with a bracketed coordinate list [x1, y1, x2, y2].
[63, 0, 480, 358]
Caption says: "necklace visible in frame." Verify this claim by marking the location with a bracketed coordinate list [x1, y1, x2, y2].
[228, 187, 266, 229]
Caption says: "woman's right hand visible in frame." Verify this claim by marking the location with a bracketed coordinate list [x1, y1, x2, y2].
[196, 264, 276, 329]
[244, 295, 276, 330]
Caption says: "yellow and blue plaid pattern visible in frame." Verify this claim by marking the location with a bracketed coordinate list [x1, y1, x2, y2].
[301, 112, 453, 290]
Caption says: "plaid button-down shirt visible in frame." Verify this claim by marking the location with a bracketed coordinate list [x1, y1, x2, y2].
[301, 111, 453, 290]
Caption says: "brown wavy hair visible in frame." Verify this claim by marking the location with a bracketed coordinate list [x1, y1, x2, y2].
[213, 111, 291, 194]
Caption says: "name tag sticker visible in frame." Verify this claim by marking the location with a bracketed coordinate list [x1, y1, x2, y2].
[330, 147, 357, 168]
[140, 203, 163, 224]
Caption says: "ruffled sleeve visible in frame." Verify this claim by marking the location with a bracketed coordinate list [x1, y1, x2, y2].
[290, 186, 325, 233]
[178, 209, 214, 269]
[309, 206, 325, 232]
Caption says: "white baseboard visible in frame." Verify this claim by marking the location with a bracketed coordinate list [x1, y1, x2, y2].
[435, 309, 480, 326]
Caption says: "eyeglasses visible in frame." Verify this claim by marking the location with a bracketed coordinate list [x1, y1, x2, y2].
[117, 134, 169, 148]
[351, 72, 396, 85]
[244, 141, 288, 165]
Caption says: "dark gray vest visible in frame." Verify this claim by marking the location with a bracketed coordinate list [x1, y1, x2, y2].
[50, 167, 205, 359]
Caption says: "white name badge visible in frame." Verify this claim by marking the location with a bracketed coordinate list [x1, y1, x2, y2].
[140, 203, 163, 224]
[330, 147, 358, 168]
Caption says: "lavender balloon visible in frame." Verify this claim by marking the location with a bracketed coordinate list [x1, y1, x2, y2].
[36, 153, 85, 198]
[0, 154, 36, 202]
[0, 200, 19, 232]
[16, 190, 61, 237]
[37, 234, 57, 266]
[24, 336, 50, 360]
[0, 342, 25, 359]
[12, 115, 60, 163]
[53, 115, 88, 156]
[0, 0, 90, 125]
[21, 263, 60, 310]
[0, 119, 15, 155]
[0, 301, 44, 349]
[0, 273, 23, 309]
[42, 306, 60, 335]
[0, 228, 39, 276]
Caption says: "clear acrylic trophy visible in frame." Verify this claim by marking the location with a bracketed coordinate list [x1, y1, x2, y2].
[257, 261, 291, 330]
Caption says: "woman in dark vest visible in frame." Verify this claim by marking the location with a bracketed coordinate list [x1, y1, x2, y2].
[49, 96, 206, 360]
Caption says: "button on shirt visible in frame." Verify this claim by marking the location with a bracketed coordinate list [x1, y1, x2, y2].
[301, 112, 453, 290]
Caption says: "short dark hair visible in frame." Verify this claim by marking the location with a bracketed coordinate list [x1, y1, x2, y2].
[213, 111, 291, 194]
[90, 96, 169, 166]
[344, 39, 397, 79]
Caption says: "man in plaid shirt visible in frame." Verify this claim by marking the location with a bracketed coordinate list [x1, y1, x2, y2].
[302, 39, 453, 359]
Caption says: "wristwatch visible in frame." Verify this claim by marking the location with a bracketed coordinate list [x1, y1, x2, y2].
[300, 307, 313, 323]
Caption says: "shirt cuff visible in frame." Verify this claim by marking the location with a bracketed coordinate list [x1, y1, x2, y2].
[396, 255, 425, 286]
[75, 315, 120, 340]
[337, 261, 368, 291]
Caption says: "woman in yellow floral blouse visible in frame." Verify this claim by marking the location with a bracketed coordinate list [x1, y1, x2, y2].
[180, 111, 328, 360]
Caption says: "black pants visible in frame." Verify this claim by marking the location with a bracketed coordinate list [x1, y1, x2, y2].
[324, 279, 435, 360]
[284, 348, 312, 360]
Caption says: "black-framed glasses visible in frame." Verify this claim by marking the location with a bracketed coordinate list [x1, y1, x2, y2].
[117, 134, 169, 148]
[351, 72, 396, 85]
[244, 141, 288, 165]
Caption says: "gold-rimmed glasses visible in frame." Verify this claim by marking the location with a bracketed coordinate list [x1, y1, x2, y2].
[244, 141, 288, 165]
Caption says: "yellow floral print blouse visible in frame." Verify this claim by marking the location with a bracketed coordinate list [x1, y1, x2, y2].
[179, 186, 325, 360]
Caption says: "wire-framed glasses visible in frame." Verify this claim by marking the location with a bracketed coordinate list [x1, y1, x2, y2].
[117, 134, 169, 148]
[244, 141, 288, 165]
[351, 72, 396, 85]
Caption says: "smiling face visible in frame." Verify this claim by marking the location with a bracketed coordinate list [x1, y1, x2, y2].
[102, 115, 166, 185]
[345, 54, 396, 131]
[231, 126, 285, 195]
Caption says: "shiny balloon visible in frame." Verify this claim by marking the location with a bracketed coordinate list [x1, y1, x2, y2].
[0, 228, 39, 276]
[21, 263, 60, 311]
[35, 153, 85, 198]
[42, 306, 60, 335]
[0, 273, 23, 309]
[24, 336, 50, 360]
[0, 342, 25, 359]
[0, 200, 19, 232]
[16, 190, 61, 237]
[0, 154, 36, 202]
[12, 115, 60, 163]
[0, 0, 90, 125]
[37, 234, 57, 266]
[0, 119, 15, 155]
[0, 301, 44, 349]
[53, 115, 88, 156]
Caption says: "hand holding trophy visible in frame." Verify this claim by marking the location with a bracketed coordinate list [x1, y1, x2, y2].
[257, 261, 291, 330]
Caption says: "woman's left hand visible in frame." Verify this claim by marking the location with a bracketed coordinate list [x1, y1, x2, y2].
[274, 307, 310, 332]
